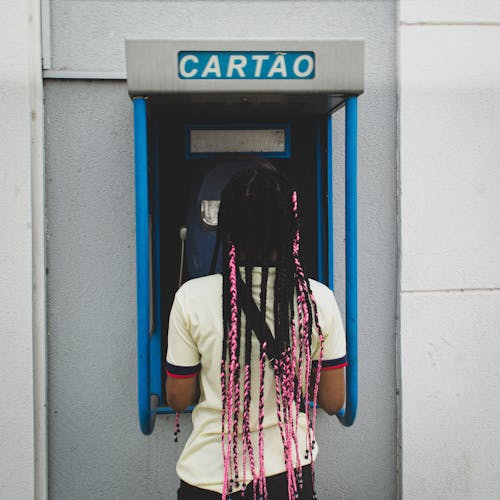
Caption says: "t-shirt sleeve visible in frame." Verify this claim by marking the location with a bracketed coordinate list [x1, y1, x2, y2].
[165, 289, 201, 378]
[312, 289, 347, 370]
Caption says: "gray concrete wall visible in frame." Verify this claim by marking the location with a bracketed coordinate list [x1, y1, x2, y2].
[44, 1, 398, 498]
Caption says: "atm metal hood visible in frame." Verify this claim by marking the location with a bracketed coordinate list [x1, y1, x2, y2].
[125, 39, 364, 115]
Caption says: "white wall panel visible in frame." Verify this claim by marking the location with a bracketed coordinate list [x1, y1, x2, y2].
[400, 26, 500, 291]
[400, 290, 500, 499]
[0, 0, 42, 498]
[401, 0, 500, 23]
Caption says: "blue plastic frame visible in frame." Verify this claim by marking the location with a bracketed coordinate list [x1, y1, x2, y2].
[150, 118, 162, 402]
[335, 97, 358, 426]
[315, 116, 325, 284]
[134, 97, 158, 435]
[134, 96, 359, 431]
[327, 113, 335, 292]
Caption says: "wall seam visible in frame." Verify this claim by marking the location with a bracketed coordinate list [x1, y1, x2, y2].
[41, 0, 51, 69]
[401, 288, 500, 294]
[395, 1, 403, 498]
[31, 0, 48, 498]
[401, 21, 500, 27]
[42, 70, 126, 80]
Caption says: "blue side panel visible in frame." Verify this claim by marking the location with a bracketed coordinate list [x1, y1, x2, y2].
[150, 119, 162, 402]
[327, 114, 334, 291]
[316, 117, 324, 283]
[134, 98, 154, 435]
[337, 96, 358, 427]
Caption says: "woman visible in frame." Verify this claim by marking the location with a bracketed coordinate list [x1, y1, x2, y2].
[166, 163, 347, 500]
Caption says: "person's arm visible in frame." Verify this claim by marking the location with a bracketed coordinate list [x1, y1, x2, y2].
[165, 285, 201, 413]
[166, 374, 200, 413]
[316, 366, 346, 416]
[310, 285, 347, 415]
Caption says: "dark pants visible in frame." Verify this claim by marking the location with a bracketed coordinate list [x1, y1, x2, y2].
[177, 464, 314, 499]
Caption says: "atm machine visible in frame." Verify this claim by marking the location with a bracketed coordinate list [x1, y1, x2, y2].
[125, 39, 364, 435]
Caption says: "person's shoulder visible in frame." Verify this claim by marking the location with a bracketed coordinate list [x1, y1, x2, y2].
[308, 278, 334, 299]
[307, 278, 343, 327]
[308, 278, 342, 308]
[177, 273, 222, 297]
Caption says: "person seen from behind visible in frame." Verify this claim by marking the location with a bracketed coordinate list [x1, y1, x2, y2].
[166, 162, 347, 500]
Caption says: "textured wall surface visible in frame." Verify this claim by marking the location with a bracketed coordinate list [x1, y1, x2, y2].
[400, 1, 500, 498]
[44, 1, 398, 499]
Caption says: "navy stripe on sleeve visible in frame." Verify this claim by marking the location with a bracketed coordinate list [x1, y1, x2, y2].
[312, 355, 347, 369]
[165, 361, 201, 378]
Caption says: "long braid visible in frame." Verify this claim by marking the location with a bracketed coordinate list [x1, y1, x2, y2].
[257, 342, 268, 500]
[226, 244, 240, 498]
[232, 265, 243, 492]
[285, 216, 304, 492]
[303, 275, 324, 499]
[292, 191, 324, 498]
[220, 240, 230, 496]
[241, 265, 256, 497]
[213, 165, 325, 500]
[292, 194, 314, 463]
[271, 191, 303, 499]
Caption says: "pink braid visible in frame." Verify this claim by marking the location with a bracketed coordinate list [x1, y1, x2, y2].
[257, 343, 268, 500]
[273, 359, 291, 498]
[241, 364, 257, 498]
[221, 358, 228, 493]
[222, 244, 240, 500]
[292, 191, 324, 481]
[282, 349, 299, 499]
[288, 317, 303, 489]
[308, 283, 325, 486]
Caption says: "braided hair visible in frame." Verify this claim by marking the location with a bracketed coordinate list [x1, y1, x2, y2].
[211, 164, 325, 500]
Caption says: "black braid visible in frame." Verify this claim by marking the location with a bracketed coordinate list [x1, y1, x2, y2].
[210, 161, 322, 500]
[244, 265, 253, 366]
[260, 265, 269, 354]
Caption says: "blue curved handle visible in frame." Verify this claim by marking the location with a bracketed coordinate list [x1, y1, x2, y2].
[323, 98, 358, 426]
[134, 97, 157, 435]
[336, 96, 358, 426]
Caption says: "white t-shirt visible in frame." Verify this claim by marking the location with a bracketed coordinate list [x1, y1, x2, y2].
[166, 268, 346, 494]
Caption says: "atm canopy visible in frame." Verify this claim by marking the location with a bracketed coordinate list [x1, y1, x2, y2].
[125, 39, 364, 116]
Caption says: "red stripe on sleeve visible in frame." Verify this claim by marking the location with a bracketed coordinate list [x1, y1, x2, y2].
[166, 370, 199, 379]
[321, 362, 348, 371]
